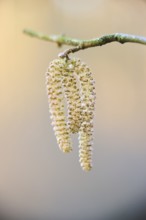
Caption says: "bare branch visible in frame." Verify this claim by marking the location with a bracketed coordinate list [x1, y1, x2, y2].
[24, 29, 146, 57]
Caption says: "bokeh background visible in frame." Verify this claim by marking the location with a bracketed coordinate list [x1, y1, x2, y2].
[0, 0, 146, 219]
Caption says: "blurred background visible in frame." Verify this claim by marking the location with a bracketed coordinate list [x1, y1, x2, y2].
[0, 0, 146, 219]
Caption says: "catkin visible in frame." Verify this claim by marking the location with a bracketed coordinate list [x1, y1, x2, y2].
[62, 65, 81, 133]
[67, 58, 96, 171]
[46, 59, 72, 153]
[46, 57, 96, 171]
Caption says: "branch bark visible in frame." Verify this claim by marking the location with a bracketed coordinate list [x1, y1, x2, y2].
[23, 29, 146, 58]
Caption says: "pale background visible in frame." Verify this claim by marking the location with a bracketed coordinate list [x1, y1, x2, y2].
[0, 0, 146, 219]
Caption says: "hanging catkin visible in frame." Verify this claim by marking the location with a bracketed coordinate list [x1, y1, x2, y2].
[46, 59, 72, 153]
[65, 58, 96, 171]
[62, 65, 81, 134]
[46, 57, 96, 171]
[78, 60, 96, 171]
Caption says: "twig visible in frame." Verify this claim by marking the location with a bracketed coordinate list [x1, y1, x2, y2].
[23, 29, 146, 58]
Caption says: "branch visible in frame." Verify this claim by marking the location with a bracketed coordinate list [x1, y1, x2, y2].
[23, 29, 146, 58]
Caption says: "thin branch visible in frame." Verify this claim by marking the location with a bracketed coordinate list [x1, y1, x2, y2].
[23, 29, 82, 46]
[23, 29, 146, 58]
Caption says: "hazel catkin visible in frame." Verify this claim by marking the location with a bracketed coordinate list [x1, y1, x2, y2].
[62, 67, 81, 134]
[46, 57, 96, 171]
[73, 59, 96, 171]
[46, 59, 72, 153]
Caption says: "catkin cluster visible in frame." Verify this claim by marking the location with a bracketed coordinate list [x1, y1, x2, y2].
[46, 57, 96, 171]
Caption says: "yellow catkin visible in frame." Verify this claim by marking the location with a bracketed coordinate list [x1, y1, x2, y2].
[79, 64, 95, 171]
[66, 58, 96, 171]
[46, 57, 96, 171]
[46, 59, 72, 153]
[62, 65, 81, 133]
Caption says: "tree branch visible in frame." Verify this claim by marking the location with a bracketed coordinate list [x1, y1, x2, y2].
[23, 29, 146, 58]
